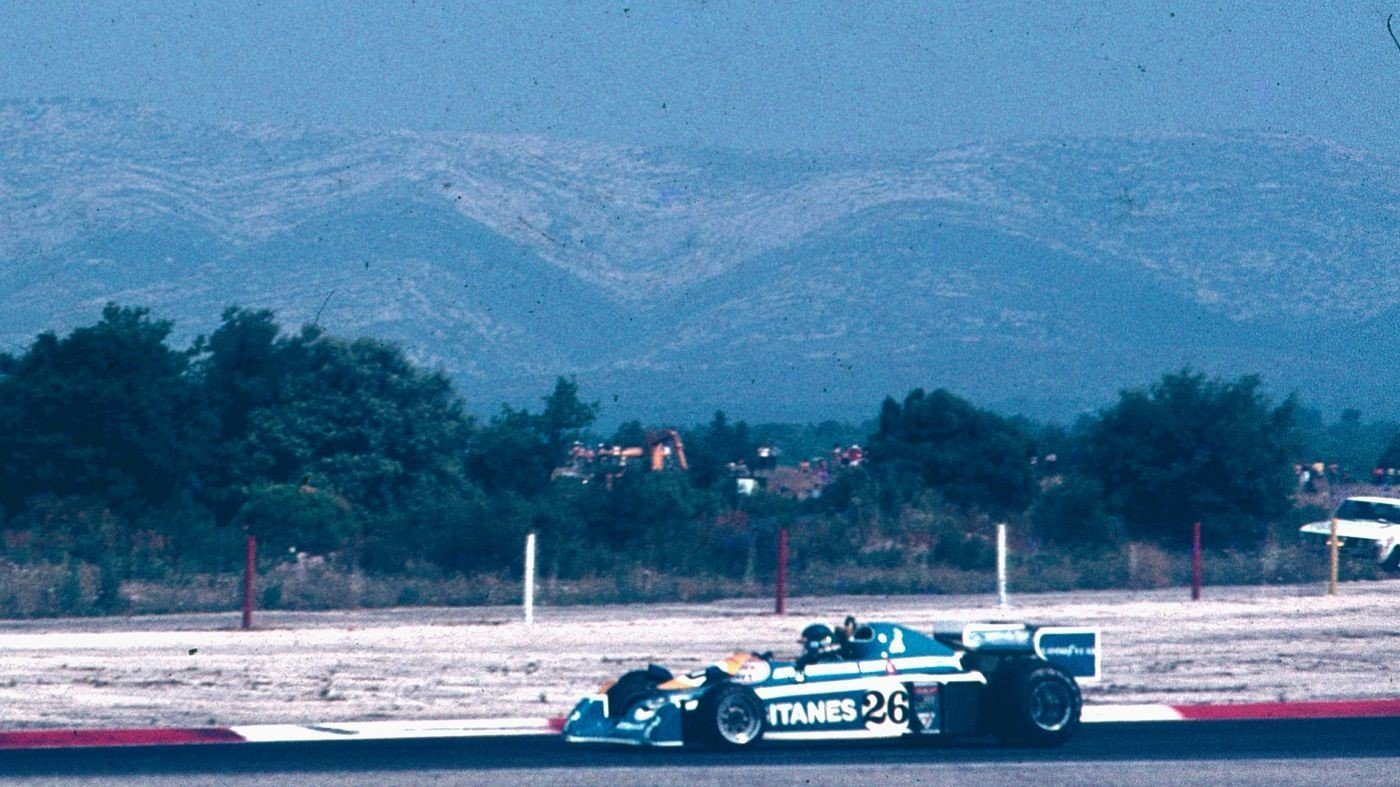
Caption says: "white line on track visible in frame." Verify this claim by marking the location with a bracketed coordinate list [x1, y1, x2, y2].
[229, 718, 560, 743]
[1080, 704, 1185, 723]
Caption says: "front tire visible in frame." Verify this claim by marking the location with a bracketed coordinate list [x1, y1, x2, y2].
[991, 661, 1081, 747]
[693, 684, 765, 749]
[1379, 544, 1400, 572]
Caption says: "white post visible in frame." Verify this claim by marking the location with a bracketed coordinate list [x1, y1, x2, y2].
[523, 531, 536, 625]
[996, 523, 1008, 610]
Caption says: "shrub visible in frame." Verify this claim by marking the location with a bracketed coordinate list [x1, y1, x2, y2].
[233, 484, 357, 556]
[1030, 477, 1126, 546]
[57, 562, 88, 615]
[94, 556, 126, 614]
[1125, 542, 1174, 588]
[930, 532, 995, 570]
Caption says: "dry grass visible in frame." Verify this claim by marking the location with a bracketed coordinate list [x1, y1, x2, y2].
[1, 534, 1379, 619]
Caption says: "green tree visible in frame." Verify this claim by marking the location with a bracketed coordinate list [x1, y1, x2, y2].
[468, 378, 597, 497]
[237, 326, 475, 505]
[687, 410, 753, 489]
[1081, 370, 1300, 543]
[867, 388, 1035, 513]
[610, 420, 647, 448]
[189, 307, 284, 525]
[195, 322, 481, 567]
[397, 479, 525, 575]
[198, 307, 282, 440]
[468, 405, 553, 497]
[1377, 429, 1400, 470]
[538, 376, 599, 467]
[582, 471, 719, 572]
[0, 304, 205, 515]
[1293, 406, 1396, 478]
[1029, 477, 1126, 546]
[232, 482, 357, 556]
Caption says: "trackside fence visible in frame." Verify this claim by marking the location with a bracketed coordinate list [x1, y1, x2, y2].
[214, 524, 1373, 626]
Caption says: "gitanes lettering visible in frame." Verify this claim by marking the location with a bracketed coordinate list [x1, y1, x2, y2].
[767, 697, 860, 727]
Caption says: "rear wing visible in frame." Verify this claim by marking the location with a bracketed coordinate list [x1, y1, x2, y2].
[935, 623, 1101, 682]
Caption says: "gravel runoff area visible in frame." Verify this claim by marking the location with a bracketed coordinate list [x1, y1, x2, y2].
[1, 580, 1396, 730]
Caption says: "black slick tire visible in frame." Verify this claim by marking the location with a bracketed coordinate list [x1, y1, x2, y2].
[693, 683, 764, 749]
[991, 661, 1081, 747]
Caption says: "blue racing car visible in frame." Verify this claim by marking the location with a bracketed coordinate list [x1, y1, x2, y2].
[563, 619, 1098, 749]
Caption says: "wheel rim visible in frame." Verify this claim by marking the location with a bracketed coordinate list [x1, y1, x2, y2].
[1028, 681, 1074, 732]
[717, 696, 761, 745]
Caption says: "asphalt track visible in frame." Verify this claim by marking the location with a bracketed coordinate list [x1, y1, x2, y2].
[2, 717, 1397, 785]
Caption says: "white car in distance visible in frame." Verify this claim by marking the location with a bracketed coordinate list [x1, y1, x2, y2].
[1299, 496, 1400, 570]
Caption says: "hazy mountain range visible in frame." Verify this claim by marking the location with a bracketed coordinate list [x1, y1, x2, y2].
[2, 99, 1398, 425]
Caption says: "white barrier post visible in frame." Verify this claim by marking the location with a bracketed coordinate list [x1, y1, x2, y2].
[523, 532, 536, 625]
[996, 523, 1008, 610]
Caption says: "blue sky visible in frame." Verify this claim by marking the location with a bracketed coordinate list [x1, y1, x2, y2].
[2, 1, 1398, 154]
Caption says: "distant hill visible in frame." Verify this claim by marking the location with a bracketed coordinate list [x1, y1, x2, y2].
[3, 99, 1398, 424]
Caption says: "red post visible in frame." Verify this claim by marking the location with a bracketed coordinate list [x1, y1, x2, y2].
[242, 534, 256, 630]
[775, 528, 789, 615]
[1191, 522, 1203, 601]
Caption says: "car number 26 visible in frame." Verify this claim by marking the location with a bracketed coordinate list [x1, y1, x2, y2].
[862, 688, 910, 728]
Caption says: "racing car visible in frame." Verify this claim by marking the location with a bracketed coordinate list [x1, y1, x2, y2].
[563, 619, 1098, 749]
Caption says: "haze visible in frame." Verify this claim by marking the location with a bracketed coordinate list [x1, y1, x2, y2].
[3, 1, 1398, 155]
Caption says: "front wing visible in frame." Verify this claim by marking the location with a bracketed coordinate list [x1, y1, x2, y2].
[562, 693, 685, 747]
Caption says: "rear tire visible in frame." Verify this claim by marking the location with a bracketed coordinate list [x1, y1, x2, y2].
[991, 661, 1081, 747]
[693, 684, 764, 749]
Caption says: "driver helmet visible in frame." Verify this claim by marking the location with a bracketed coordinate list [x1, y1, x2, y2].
[800, 623, 840, 658]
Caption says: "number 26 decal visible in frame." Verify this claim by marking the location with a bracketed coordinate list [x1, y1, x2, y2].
[862, 689, 910, 726]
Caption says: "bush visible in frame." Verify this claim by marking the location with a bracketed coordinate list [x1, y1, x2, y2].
[1030, 477, 1126, 546]
[856, 544, 906, 569]
[233, 484, 357, 556]
[94, 556, 126, 614]
[58, 562, 88, 615]
[930, 532, 995, 570]
[1125, 542, 1175, 588]
[260, 582, 283, 609]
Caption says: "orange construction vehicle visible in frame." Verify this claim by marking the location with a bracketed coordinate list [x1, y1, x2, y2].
[552, 428, 689, 488]
[645, 429, 689, 472]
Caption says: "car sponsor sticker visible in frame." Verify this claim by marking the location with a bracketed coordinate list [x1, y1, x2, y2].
[1034, 627, 1100, 681]
[763, 678, 915, 736]
[910, 683, 940, 733]
[766, 696, 862, 727]
[734, 657, 772, 685]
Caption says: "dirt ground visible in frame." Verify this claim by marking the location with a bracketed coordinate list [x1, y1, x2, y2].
[1, 581, 1396, 730]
